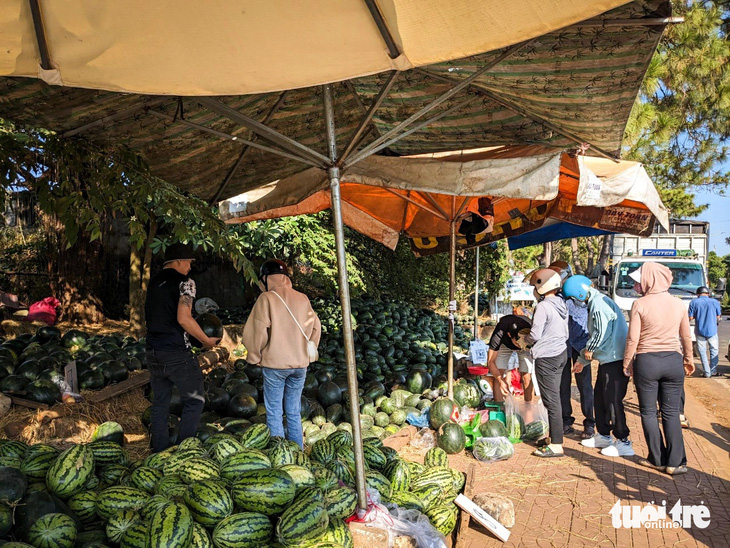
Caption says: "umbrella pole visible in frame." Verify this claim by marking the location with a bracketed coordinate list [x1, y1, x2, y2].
[323, 85, 368, 510]
[474, 246, 480, 340]
[447, 220, 456, 400]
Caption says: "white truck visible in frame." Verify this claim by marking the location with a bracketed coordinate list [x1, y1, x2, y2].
[609, 220, 710, 321]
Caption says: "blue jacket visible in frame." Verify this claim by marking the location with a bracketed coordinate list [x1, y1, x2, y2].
[583, 288, 628, 364]
[565, 298, 589, 353]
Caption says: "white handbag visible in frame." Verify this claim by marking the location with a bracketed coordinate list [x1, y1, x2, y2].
[270, 291, 319, 363]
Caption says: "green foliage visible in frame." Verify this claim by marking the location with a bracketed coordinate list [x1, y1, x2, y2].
[624, 0, 729, 217]
[707, 251, 729, 286]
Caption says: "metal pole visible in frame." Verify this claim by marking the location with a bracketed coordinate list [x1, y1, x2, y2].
[323, 84, 368, 510]
[474, 247, 480, 340]
[447, 219, 456, 400]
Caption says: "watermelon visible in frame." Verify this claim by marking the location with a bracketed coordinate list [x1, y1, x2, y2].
[140, 494, 171, 522]
[219, 449, 271, 482]
[67, 491, 98, 525]
[120, 521, 148, 548]
[267, 441, 297, 467]
[365, 471, 392, 499]
[426, 504, 458, 536]
[89, 441, 127, 466]
[129, 466, 163, 494]
[21, 452, 57, 482]
[105, 509, 140, 544]
[209, 437, 245, 463]
[405, 370, 432, 394]
[429, 398, 457, 430]
[480, 419, 508, 438]
[196, 313, 224, 339]
[0, 466, 28, 503]
[95, 486, 149, 520]
[312, 466, 339, 492]
[238, 423, 270, 450]
[212, 512, 273, 548]
[78, 370, 105, 390]
[326, 430, 352, 450]
[453, 381, 481, 408]
[0, 503, 13, 537]
[385, 459, 411, 492]
[387, 491, 424, 512]
[523, 419, 549, 440]
[363, 445, 386, 470]
[437, 422, 467, 454]
[191, 521, 213, 548]
[231, 469, 296, 515]
[147, 501, 194, 548]
[278, 464, 316, 492]
[275, 495, 329, 546]
[424, 447, 449, 468]
[323, 487, 357, 520]
[179, 457, 220, 484]
[506, 413, 525, 440]
[97, 360, 129, 384]
[91, 422, 125, 445]
[98, 463, 128, 486]
[25, 379, 62, 405]
[322, 518, 354, 548]
[184, 479, 233, 527]
[472, 437, 514, 462]
[410, 467, 455, 493]
[317, 381, 342, 407]
[45, 445, 95, 499]
[27, 512, 77, 548]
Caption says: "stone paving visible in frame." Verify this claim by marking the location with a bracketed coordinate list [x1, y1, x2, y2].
[444, 379, 729, 548]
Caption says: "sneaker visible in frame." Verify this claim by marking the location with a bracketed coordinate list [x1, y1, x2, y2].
[601, 439, 635, 457]
[581, 433, 613, 448]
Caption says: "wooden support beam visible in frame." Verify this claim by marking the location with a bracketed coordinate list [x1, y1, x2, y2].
[86, 370, 150, 403]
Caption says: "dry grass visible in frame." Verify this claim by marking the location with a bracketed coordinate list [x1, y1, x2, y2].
[0, 386, 151, 460]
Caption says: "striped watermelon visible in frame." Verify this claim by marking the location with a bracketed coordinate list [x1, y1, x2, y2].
[191, 521, 213, 548]
[46, 445, 95, 498]
[449, 468, 465, 493]
[163, 448, 207, 476]
[385, 459, 410, 492]
[105, 509, 140, 544]
[308, 439, 333, 465]
[267, 442, 297, 467]
[209, 438, 244, 463]
[312, 466, 339, 492]
[84, 475, 100, 491]
[411, 484, 443, 511]
[178, 437, 204, 451]
[335, 445, 355, 466]
[275, 495, 328, 546]
[153, 474, 185, 496]
[292, 450, 310, 467]
[230, 469, 296, 516]
[380, 446, 399, 465]
[67, 491, 98, 524]
[98, 463, 128, 486]
[140, 494, 171, 521]
[278, 464, 316, 492]
[179, 457, 220, 484]
[27, 512, 77, 548]
[363, 445, 386, 470]
[424, 447, 449, 468]
[212, 513, 273, 548]
[294, 486, 324, 504]
[365, 471, 391, 499]
[20, 452, 58, 482]
[26, 443, 58, 457]
[410, 466, 454, 493]
[0, 440, 29, 460]
[426, 503, 458, 536]
[329, 459, 354, 486]
[96, 486, 150, 520]
[0, 503, 12, 537]
[322, 518, 354, 548]
[238, 424, 270, 450]
[406, 461, 425, 476]
[147, 501, 194, 548]
[202, 433, 238, 450]
[142, 451, 171, 470]
[89, 441, 128, 467]
[120, 520, 148, 548]
[183, 479, 233, 527]
[74, 529, 106, 547]
[386, 491, 424, 512]
[129, 466, 163, 493]
[323, 487, 357, 521]
[219, 449, 270, 482]
[326, 431, 352, 450]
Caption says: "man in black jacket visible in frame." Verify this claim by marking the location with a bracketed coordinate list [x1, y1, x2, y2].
[145, 243, 220, 452]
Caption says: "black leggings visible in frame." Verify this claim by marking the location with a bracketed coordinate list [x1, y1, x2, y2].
[534, 349, 569, 445]
[634, 352, 686, 468]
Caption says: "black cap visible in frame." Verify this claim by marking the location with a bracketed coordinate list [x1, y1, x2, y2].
[696, 286, 710, 295]
[164, 242, 196, 263]
[259, 259, 288, 280]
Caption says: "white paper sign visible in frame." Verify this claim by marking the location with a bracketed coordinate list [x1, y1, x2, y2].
[469, 340, 488, 365]
[64, 360, 78, 393]
[455, 493, 511, 542]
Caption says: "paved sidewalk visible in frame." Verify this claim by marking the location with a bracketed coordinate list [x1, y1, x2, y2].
[444, 379, 730, 548]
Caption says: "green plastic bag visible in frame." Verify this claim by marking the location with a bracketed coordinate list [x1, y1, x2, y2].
[461, 414, 482, 449]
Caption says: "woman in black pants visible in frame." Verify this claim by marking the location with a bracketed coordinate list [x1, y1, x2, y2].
[623, 263, 694, 475]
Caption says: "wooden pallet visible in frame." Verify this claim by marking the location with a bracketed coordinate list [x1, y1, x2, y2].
[86, 370, 151, 403]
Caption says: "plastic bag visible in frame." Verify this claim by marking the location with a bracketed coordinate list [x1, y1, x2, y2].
[410, 427, 436, 449]
[520, 399, 550, 441]
[461, 413, 482, 449]
[388, 506, 447, 548]
[406, 408, 430, 428]
[504, 395, 522, 443]
[472, 436, 515, 462]
[25, 297, 60, 325]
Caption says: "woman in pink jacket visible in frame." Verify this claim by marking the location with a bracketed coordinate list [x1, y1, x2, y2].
[623, 262, 694, 475]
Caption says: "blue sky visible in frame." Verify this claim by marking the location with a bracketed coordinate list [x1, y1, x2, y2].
[693, 186, 730, 256]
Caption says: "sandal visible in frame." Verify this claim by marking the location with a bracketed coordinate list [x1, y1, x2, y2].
[582, 429, 595, 439]
[536, 437, 550, 448]
[637, 458, 666, 472]
[533, 446, 565, 458]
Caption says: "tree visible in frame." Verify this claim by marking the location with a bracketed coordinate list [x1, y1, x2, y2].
[707, 250, 728, 286]
[623, 1, 729, 218]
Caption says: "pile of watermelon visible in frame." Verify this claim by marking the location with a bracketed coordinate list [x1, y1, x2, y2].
[0, 327, 147, 405]
[0, 421, 464, 547]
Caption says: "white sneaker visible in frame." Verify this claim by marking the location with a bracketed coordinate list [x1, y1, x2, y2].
[581, 433, 613, 448]
[601, 439, 635, 457]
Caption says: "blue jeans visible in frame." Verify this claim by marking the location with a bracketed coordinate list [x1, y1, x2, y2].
[696, 334, 719, 377]
[262, 367, 307, 448]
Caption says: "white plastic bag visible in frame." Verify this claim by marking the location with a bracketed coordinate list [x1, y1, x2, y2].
[472, 436, 515, 462]
[410, 428, 436, 450]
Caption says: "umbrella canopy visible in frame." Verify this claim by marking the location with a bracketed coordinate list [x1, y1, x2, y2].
[0, 1, 673, 203]
[219, 147, 669, 255]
